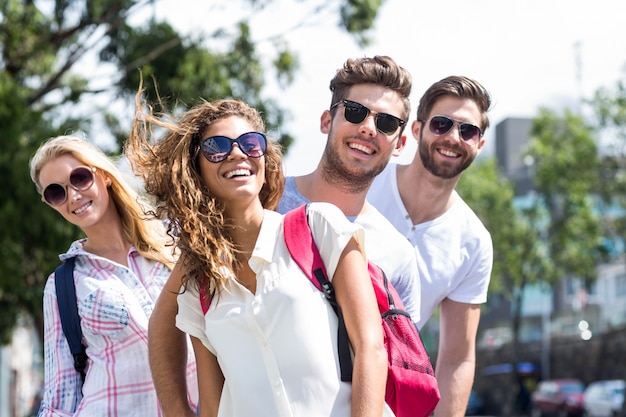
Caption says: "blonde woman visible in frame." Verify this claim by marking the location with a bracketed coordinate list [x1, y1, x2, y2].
[30, 135, 198, 416]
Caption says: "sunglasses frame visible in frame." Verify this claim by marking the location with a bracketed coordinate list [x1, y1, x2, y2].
[424, 115, 483, 142]
[330, 99, 406, 136]
[200, 131, 268, 163]
[42, 166, 97, 206]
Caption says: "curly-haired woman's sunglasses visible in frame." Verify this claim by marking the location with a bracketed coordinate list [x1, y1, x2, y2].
[42, 166, 97, 206]
[200, 132, 267, 163]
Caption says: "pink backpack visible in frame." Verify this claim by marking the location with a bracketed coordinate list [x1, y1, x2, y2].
[199, 204, 440, 417]
[284, 204, 440, 417]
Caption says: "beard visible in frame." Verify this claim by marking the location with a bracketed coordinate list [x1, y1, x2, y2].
[320, 133, 388, 194]
[418, 132, 475, 179]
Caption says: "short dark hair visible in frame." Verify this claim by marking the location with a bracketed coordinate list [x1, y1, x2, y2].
[417, 75, 491, 133]
[329, 55, 412, 122]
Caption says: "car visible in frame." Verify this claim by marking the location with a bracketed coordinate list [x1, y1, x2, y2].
[583, 379, 625, 417]
[530, 378, 585, 417]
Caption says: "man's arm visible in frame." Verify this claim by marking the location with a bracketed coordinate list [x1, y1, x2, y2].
[149, 263, 196, 417]
[434, 298, 481, 417]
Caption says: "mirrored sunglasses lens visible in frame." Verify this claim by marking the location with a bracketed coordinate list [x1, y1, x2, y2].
[202, 137, 232, 162]
[43, 184, 66, 205]
[430, 116, 454, 135]
[376, 114, 400, 135]
[70, 167, 95, 190]
[238, 133, 266, 158]
[460, 124, 481, 141]
[343, 103, 369, 124]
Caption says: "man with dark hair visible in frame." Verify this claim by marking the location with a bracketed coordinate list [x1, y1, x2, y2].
[280, 55, 419, 318]
[368, 75, 494, 417]
[149, 56, 420, 417]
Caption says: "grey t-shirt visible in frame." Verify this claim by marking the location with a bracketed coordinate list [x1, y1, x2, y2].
[278, 176, 421, 323]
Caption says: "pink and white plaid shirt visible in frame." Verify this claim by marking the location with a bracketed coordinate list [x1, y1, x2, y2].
[37, 239, 198, 416]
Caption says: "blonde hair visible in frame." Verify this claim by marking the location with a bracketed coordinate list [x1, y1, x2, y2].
[125, 90, 284, 298]
[29, 135, 175, 268]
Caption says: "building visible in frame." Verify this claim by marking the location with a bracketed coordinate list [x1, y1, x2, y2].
[494, 117, 535, 196]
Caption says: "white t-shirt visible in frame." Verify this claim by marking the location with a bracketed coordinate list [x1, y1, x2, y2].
[176, 204, 394, 417]
[368, 163, 493, 329]
[278, 176, 421, 323]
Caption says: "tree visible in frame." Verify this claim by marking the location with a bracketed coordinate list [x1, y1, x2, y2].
[588, 73, 626, 263]
[458, 109, 606, 337]
[525, 108, 604, 287]
[459, 107, 604, 413]
[0, 0, 383, 343]
[589, 64, 626, 402]
[458, 158, 551, 415]
[458, 158, 552, 323]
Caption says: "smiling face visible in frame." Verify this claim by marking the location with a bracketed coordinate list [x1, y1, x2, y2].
[320, 83, 407, 193]
[414, 96, 485, 179]
[38, 154, 113, 231]
[198, 116, 266, 212]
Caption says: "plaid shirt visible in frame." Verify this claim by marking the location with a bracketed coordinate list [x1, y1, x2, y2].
[38, 240, 198, 416]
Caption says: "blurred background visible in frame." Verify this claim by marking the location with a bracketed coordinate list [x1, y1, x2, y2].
[1, 1, 625, 416]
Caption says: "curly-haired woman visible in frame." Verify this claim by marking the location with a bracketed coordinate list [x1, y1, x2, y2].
[126, 93, 388, 417]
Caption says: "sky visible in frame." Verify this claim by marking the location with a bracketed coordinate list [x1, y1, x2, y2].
[147, 0, 626, 176]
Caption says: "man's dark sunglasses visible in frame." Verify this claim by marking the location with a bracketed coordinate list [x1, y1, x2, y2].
[424, 115, 482, 142]
[200, 132, 267, 163]
[42, 166, 96, 206]
[330, 99, 406, 135]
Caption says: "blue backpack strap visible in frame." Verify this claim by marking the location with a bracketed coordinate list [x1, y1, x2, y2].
[283, 204, 353, 381]
[54, 257, 87, 384]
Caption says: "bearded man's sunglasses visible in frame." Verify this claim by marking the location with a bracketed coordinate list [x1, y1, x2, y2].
[423, 115, 482, 143]
[330, 99, 406, 136]
[42, 166, 97, 206]
[200, 132, 267, 163]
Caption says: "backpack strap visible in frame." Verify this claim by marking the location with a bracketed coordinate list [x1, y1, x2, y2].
[283, 204, 353, 381]
[54, 258, 87, 384]
[200, 282, 211, 315]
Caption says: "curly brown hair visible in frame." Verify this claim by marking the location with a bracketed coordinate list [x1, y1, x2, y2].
[125, 89, 284, 296]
